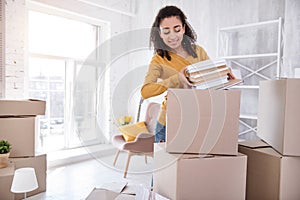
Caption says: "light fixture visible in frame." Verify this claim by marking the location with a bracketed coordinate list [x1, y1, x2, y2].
[11, 167, 39, 199]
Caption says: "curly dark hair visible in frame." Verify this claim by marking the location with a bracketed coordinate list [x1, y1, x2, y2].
[150, 5, 197, 61]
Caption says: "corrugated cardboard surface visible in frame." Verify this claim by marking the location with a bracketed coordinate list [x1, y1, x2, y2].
[154, 144, 247, 200]
[166, 89, 240, 155]
[10, 154, 47, 200]
[0, 117, 36, 157]
[238, 140, 300, 200]
[257, 79, 300, 156]
[0, 99, 46, 116]
[0, 163, 15, 200]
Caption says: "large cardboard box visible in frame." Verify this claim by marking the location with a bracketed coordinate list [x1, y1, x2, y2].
[257, 79, 300, 156]
[0, 163, 15, 200]
[166, 88, 241, 155]
[0, 99, 46, 116]
[10, 154, 47, 200]
[239, 140, 300, 200]
[0, 117, 36, 157]
[153, 144, 247, 200]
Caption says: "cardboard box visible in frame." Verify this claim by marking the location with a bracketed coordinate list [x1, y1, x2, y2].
[257, 79, 300, 156]
[238, 140, 300, 200]
[0, 117, 36, 157]
[86, 189, 135, 200]
[153, 144, 247, 200]
[0, 162, 15, 200]
[135, 184, 170, 200]
[0, 99, 46, 116]
[166, 89, 241, 155]
[86, 182, 135, 200]
[10, 154, 47, 200]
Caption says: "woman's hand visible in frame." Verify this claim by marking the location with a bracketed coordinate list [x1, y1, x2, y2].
[227, 69, 236, 80]
[178, 67, 193, 89]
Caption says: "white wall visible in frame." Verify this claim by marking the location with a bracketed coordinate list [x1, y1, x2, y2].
[181, 0, 284, 58]
[5, 0, 27, 98]
[283, 0, 300, 77]
[4, 0, 299, 96]
[31, 0, 133, 36]
[5, 0, 292, 97]
[3, 0, 300, 139]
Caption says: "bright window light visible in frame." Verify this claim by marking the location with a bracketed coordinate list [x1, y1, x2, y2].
[28, 10, 100, 153]
[28, 11, 96, 59]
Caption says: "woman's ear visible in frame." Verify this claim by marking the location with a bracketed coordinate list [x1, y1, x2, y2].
[183, 24, 186, 34]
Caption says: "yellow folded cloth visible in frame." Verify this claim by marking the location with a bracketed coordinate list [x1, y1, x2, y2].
[118, 121, 149, 142]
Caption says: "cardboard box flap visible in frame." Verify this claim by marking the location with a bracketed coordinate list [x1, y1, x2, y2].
[238, 140, 270, 149]
[99, 182, 128, 193]
[121, 185, 136, 195]
[180, 154, 213, 160]
[86, 182, 137, 200]
[86, 188, 120, 200]
[135, 184, 170, 200]
[114, 194, 135, 200]
[180, 153, 245, 160]
[256, 147, 283, 158]
[239, 140, 283, 158]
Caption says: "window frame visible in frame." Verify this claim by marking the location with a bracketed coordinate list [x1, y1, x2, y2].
[26, 2, 111, 152]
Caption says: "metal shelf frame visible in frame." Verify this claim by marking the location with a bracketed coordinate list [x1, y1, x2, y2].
[217, 17, 284, 136]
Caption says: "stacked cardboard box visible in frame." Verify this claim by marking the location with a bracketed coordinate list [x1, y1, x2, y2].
[238, 78, 300, 200]
[0, 163, 15, 200]
[0, 100, 47, 200]
[153, 89, 247, 200]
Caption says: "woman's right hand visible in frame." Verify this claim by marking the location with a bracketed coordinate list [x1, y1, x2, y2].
[178, 67, 193, 89]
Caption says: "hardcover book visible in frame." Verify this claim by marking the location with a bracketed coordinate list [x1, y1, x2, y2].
[185, 58, 242, 89]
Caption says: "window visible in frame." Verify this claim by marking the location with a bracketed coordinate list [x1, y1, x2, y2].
[28, 10, 102, 152]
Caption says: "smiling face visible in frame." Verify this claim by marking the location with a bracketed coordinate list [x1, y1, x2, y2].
[159, 16, 185, 51]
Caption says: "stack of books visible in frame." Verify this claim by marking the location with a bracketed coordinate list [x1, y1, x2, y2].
[185, 59, 242, 89]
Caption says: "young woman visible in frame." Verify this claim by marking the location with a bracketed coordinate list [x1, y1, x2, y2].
[141, 5, 209, 142]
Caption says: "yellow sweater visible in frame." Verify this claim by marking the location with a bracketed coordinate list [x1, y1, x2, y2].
[141, 45, 209, 125]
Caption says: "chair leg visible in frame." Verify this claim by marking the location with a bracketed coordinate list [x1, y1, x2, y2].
[144, 155, 147, 164]
[124, 152, 132, 178]
[113, 150, 120, 166]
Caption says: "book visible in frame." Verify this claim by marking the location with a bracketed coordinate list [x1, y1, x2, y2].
[192, 77, 229, 89]
[185, 58, 243, 90]
[185, 58, 228, 74]
[187, 65, 228, 79]
[187, 67, 229, 84]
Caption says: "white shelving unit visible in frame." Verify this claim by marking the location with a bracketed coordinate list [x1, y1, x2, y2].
[217, 17, 284, 138]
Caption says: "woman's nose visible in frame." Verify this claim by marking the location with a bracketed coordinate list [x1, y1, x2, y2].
[169, 31, 177, 39]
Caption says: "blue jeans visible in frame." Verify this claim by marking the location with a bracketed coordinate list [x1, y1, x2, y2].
[155, 122, 166, 143]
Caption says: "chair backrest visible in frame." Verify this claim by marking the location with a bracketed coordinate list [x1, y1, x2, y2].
[144, 102, 161, 134]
